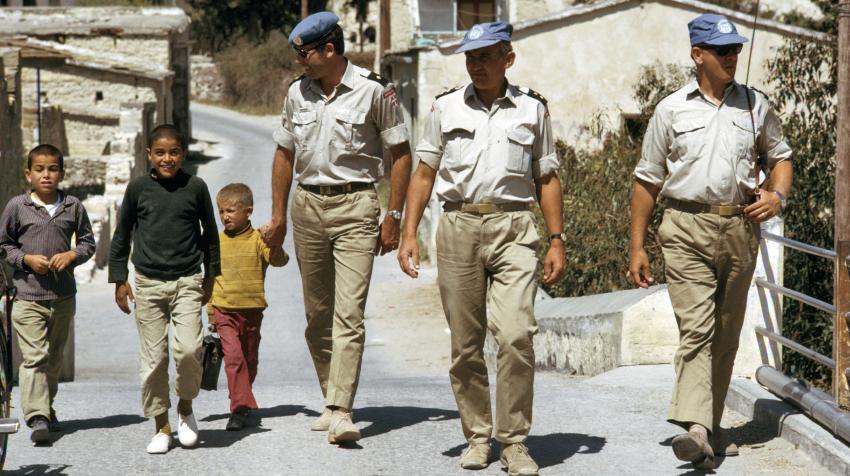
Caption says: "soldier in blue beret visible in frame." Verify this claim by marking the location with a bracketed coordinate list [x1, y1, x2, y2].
[261, 11, 412, 445]
[629, 13, 793, 470]
[399, 21, 565, 476]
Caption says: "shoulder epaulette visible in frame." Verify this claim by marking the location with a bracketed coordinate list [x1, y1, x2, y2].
[435, 86, 462, 100]
[289, 74, 305, 87]
[363, 71, 390, 87]
[520, 87, 548, 106]
[749, 86, 770, 102]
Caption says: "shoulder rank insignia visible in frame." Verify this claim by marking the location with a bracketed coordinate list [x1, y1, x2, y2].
[749, 86, 769, 102]
[520, 87, 548, 106]
[435, 86, 462, 100]
[363, 71, 390, 87]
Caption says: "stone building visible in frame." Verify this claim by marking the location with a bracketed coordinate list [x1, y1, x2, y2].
[0, 47, 23, 210]
[0, 7, 191, 156]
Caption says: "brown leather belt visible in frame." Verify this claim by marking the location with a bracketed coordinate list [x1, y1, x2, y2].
[299, 182, 374, 196]
[665, 198, 750, 217]
[443, 202, 529, 215]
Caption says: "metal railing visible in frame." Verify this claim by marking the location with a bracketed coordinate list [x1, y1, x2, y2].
[754, 229, 850, 443]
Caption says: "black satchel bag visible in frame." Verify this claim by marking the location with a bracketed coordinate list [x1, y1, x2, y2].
[200, 334, 223, 391]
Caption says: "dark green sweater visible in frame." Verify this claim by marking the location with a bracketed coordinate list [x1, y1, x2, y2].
[108, 169, 221, 283]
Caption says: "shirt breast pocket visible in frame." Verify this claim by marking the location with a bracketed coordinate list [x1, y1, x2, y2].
[671, 117, 706, 162]
[732, 115, 757, 159]
[441, 123, 475, 172]
[292, 110, 318, 149]
[334, 109, 369, 153]
[505, 128, 534, 175]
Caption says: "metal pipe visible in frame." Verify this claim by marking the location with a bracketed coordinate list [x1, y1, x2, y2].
[755, 277, 836, 314]
[755, 327, 836, 368]
[36, 67, 41, 144]
[757, 365, 850, 443]
[761, 231, 836, 260]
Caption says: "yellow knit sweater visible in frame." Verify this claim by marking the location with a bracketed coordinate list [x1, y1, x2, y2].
[208, 223, 288, 314]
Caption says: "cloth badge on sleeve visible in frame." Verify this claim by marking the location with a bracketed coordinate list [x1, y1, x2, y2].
[384, 88, 399, 107]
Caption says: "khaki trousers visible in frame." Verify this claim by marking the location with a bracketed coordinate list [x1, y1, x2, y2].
[291, 187, 379, 410]
[659, 208, 759, 430]
[134, 272, 204, 418]
[12, 295, 75, 423]
[436, 210, 539, 444]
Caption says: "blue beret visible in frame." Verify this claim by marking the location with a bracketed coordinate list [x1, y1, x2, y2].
[289, 11, 339, 47]
[688, 14, 749, 46]
[455, 21, 513, 54]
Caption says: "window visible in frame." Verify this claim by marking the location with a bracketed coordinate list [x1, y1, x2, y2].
[418, 0, 499, 34]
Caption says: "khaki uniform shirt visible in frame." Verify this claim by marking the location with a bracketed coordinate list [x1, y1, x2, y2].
[273, 61, 409, 186]
[416, 83, 559, 204]
[634, 81, 792, 205]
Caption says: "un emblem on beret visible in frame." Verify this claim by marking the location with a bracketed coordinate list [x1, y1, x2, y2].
[469, 25, 484, 40]
[294, 36, 303, 46]
[717, 20, 733, 34]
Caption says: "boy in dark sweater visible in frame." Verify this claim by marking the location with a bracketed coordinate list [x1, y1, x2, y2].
[0, 144, 95, 444]
[108, 124, 220, 454]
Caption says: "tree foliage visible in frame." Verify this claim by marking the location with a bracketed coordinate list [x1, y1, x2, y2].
[766, 0, 838, 388]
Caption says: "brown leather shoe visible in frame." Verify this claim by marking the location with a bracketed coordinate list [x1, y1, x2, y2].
[672, 429, 715, 469]
[711, 427, 739, 457]
[500, 443, 539, 476]
[460, 442, 491, 470]
[327, 410, 361, 444]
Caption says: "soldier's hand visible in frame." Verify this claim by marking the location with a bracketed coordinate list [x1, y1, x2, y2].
[543, 241, 566, 285]
[628, 248, 654, 288]
[260, 219, 287, 247]
[376, 216, 400, 256]
[23, 254, 50, 275]
[397, 235, 420, 278]
[115, 281, 136, 314]
[744, 189, 782, 223]
[48, 250, 77, 272]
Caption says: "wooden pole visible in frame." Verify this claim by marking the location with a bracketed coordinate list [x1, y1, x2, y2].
[301, 0, 308, 19]
[834, 1, 850, 409]
[379, 0, 391, 64]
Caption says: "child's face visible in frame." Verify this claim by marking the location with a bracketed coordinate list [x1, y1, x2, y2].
[26, 154, 64, 198]
[218, 201, 252, 232]
[147, 136, 185, 179]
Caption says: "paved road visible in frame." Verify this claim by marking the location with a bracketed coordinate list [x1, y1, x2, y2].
[4, 104, 829, 475]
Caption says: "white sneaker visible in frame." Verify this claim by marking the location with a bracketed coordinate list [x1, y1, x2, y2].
[177, 413, 199, 447]
[146, 431, 171, 454]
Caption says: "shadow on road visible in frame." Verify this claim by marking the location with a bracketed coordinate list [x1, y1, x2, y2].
[6, 463, 71, 475]
[355, 406, 459, 438]
[48, 414, 146, 444]
[198, 427, 272, 448]
[184, 143, 222, 176]
[442, 432, 606, 470]
[201, 404, 321, 426]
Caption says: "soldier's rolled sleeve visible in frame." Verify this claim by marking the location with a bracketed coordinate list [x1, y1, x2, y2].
[634, 109, 670, 187]
[273, 96, 296, 152]
[759, 104, 792, 169]
[374, 84, 410, 146]
[532, 102, 559, 178]
[415, 104, 443, 170]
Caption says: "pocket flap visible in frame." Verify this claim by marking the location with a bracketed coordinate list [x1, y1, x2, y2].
[335, 109, 367, 124]
[506, 128, 535, 145]
[732, 115, 756, 133]
[672, 118, 705, 134]
[441, 118, 474, 134]
[292, 110, 317, 125]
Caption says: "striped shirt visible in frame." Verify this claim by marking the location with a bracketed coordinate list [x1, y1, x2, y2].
[0, 191, 96, 300]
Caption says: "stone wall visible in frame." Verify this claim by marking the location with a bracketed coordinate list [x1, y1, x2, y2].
[190, 54, 223, 103]
[0, 49, 24, 210]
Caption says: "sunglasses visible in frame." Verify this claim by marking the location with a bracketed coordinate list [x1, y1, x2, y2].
[294, 45, 318, 58]
[698, 43, 743, 57]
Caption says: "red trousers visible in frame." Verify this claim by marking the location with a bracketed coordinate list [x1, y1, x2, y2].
[214, 307, 263, 413]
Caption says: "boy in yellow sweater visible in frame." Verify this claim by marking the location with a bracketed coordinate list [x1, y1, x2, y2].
[209, 183, 288, 431]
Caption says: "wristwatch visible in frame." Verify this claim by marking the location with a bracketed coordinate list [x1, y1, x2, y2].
[549, 232, 566, 243]
[774, 191, 787, 213]
[387, 210, 402, 220]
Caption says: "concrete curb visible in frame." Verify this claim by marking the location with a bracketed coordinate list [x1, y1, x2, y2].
[727, 377, 850, 475]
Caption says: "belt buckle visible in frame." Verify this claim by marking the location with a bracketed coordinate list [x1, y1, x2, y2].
[319, 185, 333, 195]
[477, 203, 498, 214]
[715, 204, 736, 216]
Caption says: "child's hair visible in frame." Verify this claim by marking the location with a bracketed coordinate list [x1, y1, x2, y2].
[148, 124, 188, 150]
[217, 183, 253, 208]
[27, 144, 64, 170]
